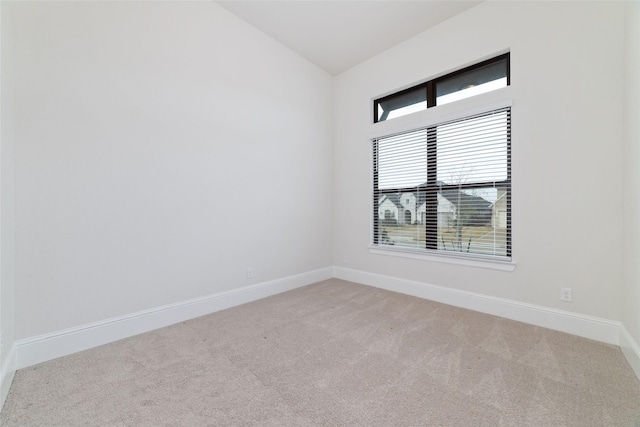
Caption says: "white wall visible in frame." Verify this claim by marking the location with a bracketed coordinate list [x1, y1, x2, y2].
[334, 1, 626, 321]
[623, 0, 640, 363]
[1, 0, 17, 398]
[6, 1, 333, 339]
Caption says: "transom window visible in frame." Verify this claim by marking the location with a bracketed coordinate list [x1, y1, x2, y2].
[374, 53, 510, 123]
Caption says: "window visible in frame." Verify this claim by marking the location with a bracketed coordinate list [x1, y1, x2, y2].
[372, 107, 511, 260]
[376, 85, 427, 123]
[434, 54, 509, 106]
[374, 53, 509, 123]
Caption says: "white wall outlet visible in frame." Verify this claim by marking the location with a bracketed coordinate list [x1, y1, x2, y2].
[247, 267, 254, 279]
[343, 255, 349, 264]
[560, 288, 572, 302]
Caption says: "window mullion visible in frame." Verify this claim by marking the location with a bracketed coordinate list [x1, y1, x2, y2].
[372, 140, 380, 245]
[427, 81, 436, 108]
[425, 126, 437, 249]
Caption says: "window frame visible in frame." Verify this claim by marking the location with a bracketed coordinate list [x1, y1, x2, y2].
[371, 107, 512, 262]
[370, 50, 514, 270]
[373, 53, 510, 123]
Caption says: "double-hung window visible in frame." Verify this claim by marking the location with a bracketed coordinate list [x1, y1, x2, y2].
[372, 54, 511, 261]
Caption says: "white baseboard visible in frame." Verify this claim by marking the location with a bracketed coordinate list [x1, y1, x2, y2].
[14, 267, 333, 370]
[8, 265, 635, 382]
[620, 325, 640, 380]
[1, 345, 16, 410]
[333, 266, 622, 346]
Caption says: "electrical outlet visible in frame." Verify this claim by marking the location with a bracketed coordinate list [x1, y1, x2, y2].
[560, 288, 572, 302]
[343, 255, 349, 264]
[247, 267, 254, 279]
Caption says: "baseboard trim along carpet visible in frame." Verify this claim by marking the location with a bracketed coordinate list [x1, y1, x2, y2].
[333, 266, 622, 346]
[12, 267, 333, 371]
[621, 325, 640, 380]
[7, 265, 640, 388]
[334, 266, 640, 382]
[0, 347, 16, 412]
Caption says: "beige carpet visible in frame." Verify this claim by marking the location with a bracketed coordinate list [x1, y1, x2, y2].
[2, 279, 640, 426]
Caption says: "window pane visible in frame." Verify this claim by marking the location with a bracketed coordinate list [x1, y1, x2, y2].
[376, 190, 427, 249]
[437, 186, 508, 257]
[375, 85, 427, 122]
[376, 129, 428, 189]
[437, 110, 509, 185]
[435, 57, 508, 105]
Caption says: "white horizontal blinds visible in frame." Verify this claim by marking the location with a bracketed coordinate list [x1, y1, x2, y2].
[373, 106, 511, 258]
[374, 129, 428, 250]
[437, 185, 509, 256]
[437, 109, 509, 185]
[436, 108, 510, 257]
[376, 129, 427, 189]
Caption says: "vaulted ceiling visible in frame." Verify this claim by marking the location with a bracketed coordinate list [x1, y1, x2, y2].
[217, 1, 482, 75]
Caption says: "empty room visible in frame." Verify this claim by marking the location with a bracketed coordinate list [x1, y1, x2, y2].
[1, 0, 640, 425]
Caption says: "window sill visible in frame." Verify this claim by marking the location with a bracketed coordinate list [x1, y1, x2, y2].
[369, 246, 516, 272]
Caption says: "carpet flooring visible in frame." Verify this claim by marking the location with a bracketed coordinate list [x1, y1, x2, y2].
[2, 279, 640, 426]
